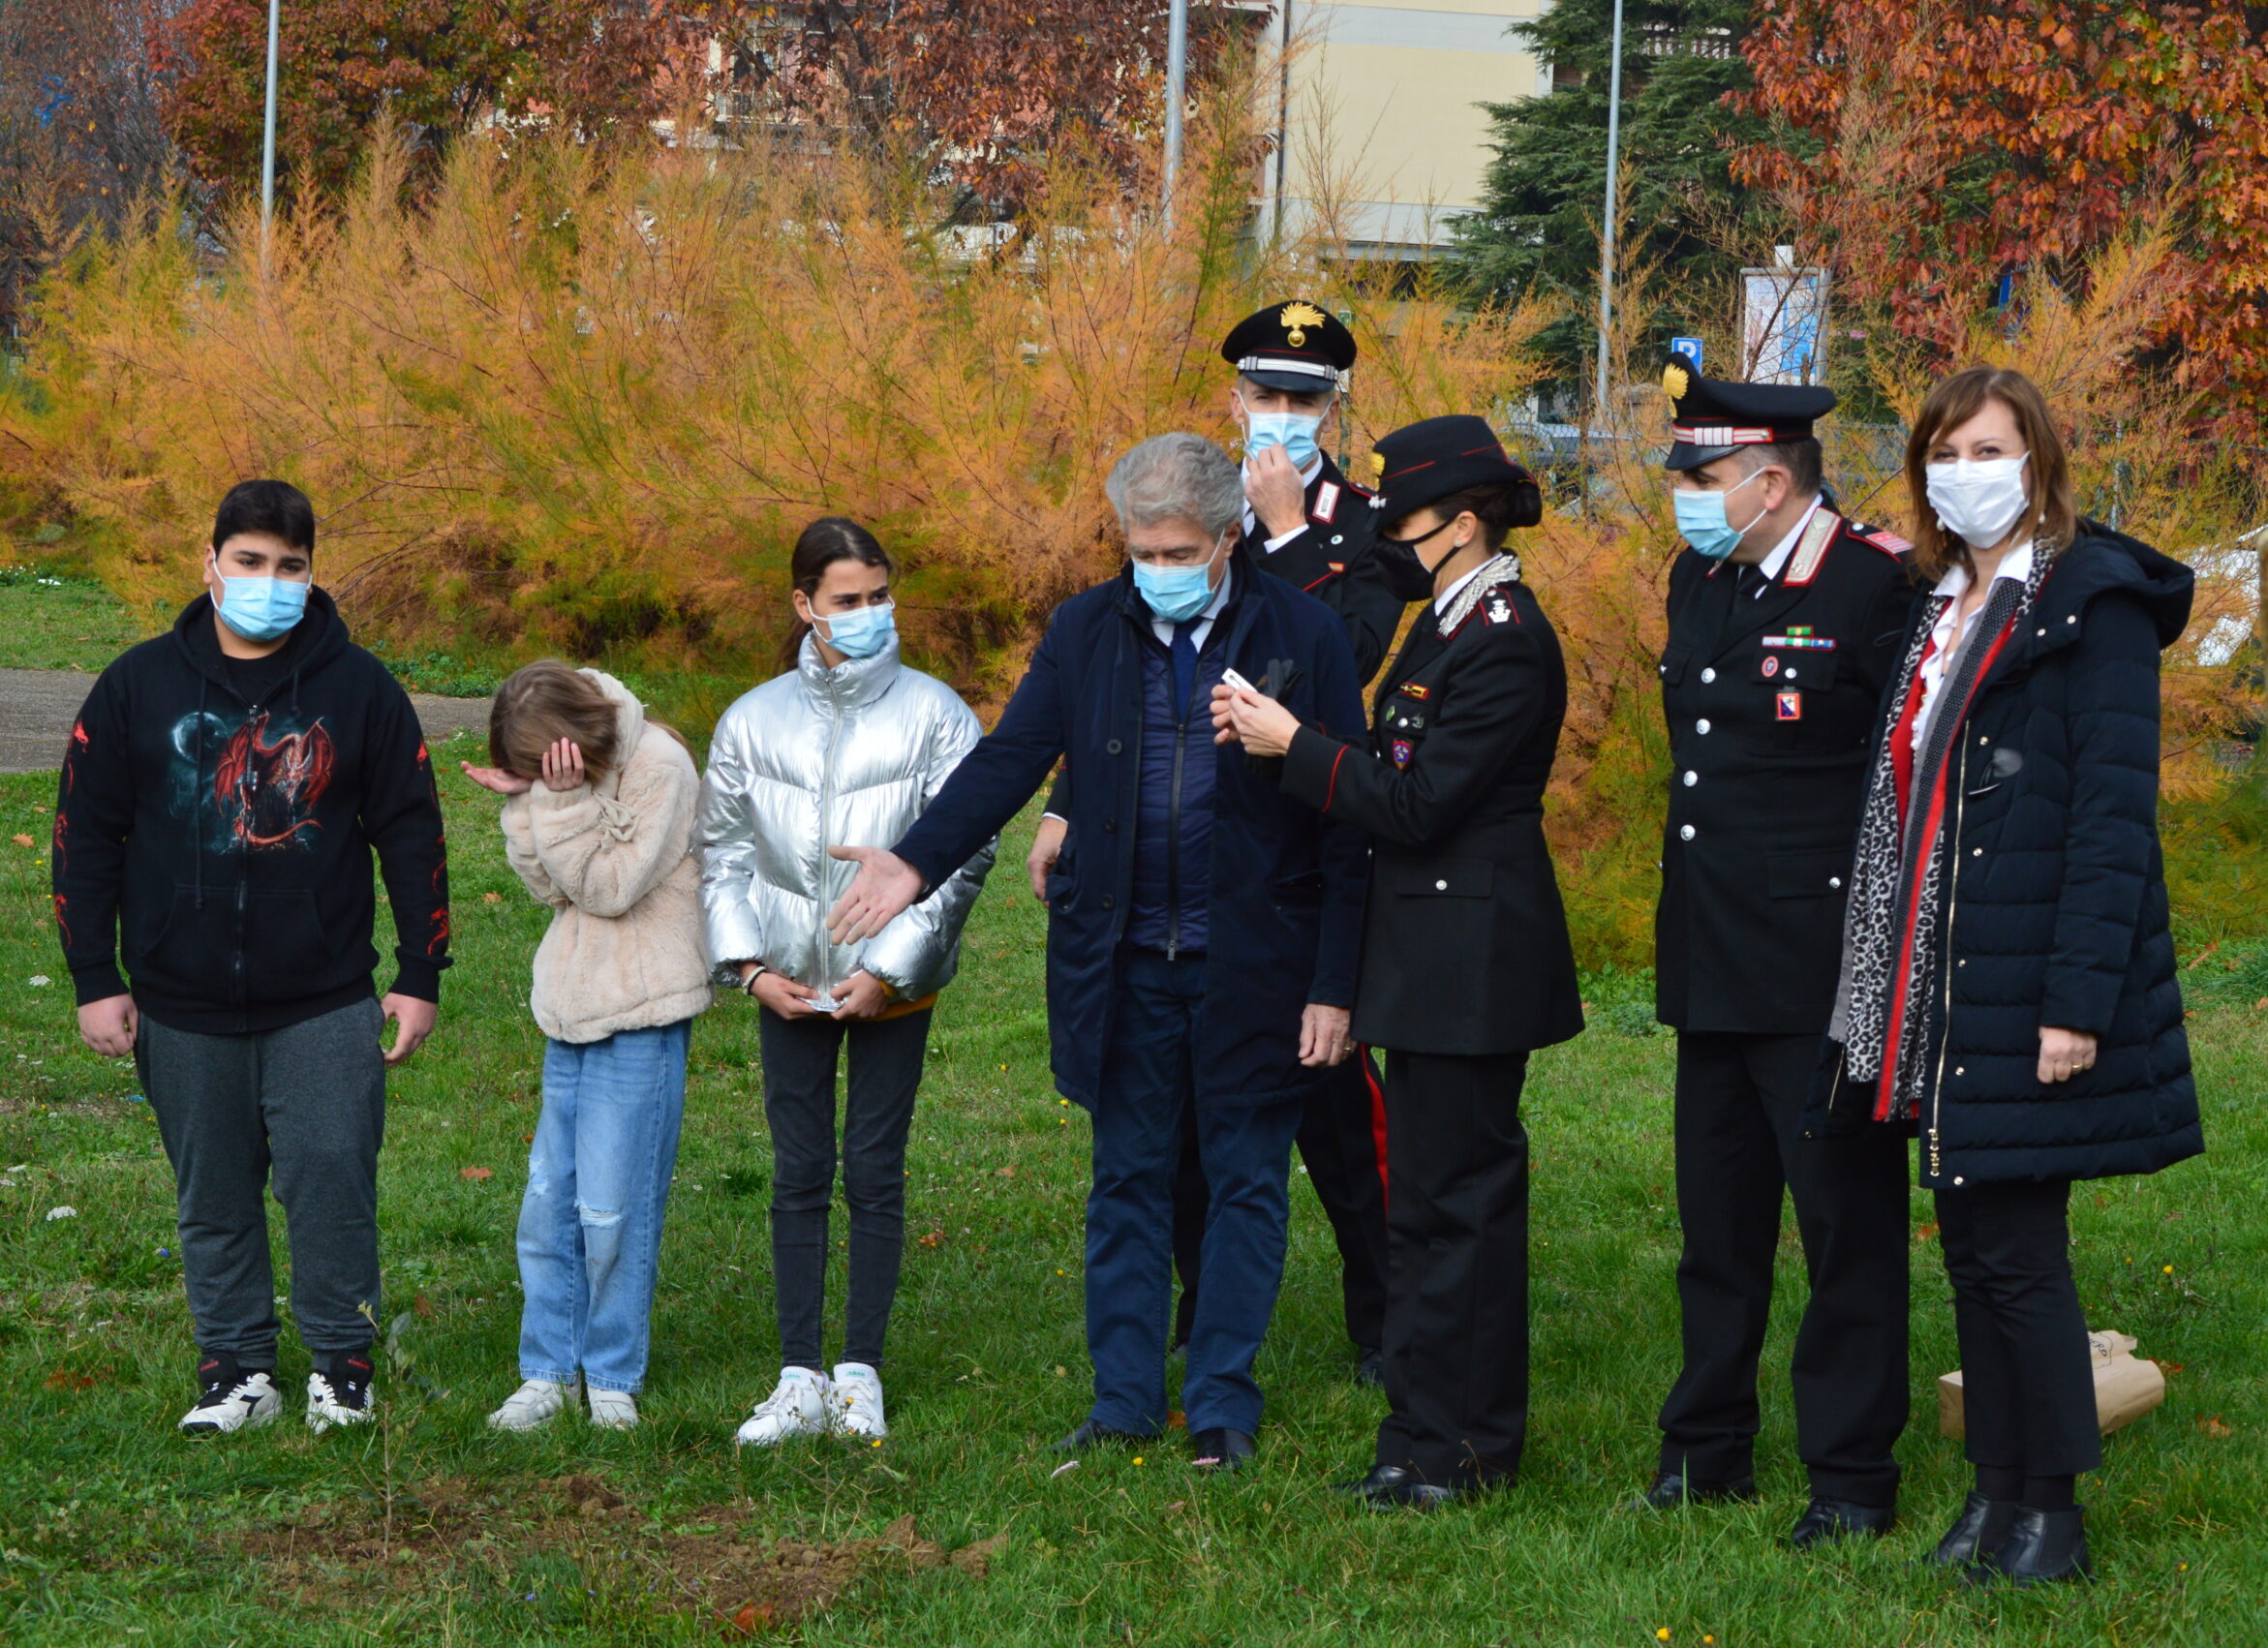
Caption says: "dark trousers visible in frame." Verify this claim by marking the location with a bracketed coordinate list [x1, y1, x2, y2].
[758, 1006, 933, 1371]
[1658, 1031, 1911, 1503]
[136, 997, 386, 1361]
[1375, 1048, 1530, 1488]
[1937, 1177, 2101, 1478]
[1088, 948, 1303, 1436]
[1170, 1052, 1389, 1353]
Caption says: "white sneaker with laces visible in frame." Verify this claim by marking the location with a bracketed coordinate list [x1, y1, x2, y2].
[830, 1362, 887, 1440]
[734, 1367, 833, 1447]
[488, 1377, 579, 1432]
[306, 1369, 375, 1433]
[588, 1389, 639, 1430]
[178, 1366, 283, 1435]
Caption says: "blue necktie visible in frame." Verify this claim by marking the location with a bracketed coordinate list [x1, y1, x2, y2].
[1170, 623, 1199, 723]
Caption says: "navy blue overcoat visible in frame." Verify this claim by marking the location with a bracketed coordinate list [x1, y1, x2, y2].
[894, 554, 1370, 1110]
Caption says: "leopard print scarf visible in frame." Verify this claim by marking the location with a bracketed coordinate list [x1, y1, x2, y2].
[1831, 549, 2053, 1118]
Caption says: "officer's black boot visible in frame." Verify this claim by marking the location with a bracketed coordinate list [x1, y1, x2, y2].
[1970, 1506, 2092, 1587]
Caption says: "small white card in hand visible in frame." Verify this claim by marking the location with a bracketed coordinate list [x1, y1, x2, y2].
[1221, 667, 1259, 695]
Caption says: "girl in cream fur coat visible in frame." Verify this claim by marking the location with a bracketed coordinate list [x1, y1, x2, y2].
[462, 662, 711, 1431]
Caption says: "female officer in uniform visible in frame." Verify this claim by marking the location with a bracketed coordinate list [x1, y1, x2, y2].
[1212, 414, 1584, 1507]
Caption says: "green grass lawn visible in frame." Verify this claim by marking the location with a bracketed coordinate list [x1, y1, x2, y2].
[0, 566, 164, 673]
[0, 752, 2262, 1645]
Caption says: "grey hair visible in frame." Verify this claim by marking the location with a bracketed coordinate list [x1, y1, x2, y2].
[1105, 433, 1244, 538]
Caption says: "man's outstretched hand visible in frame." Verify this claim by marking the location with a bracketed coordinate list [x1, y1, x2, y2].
[826, 846, 923, 944]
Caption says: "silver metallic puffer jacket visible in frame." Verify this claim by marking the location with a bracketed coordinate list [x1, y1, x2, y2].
[697, 633, 994, 1004]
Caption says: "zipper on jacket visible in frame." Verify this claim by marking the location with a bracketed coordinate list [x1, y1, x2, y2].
[1926, 738, 1971, 1183]
[231, 699, 261, 1015]
[815, 673, 844, 1000]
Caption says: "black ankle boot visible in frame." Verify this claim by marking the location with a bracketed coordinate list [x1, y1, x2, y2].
[1926, 1492, 2017, 1568]
[1971, 1506, 2093, 1587]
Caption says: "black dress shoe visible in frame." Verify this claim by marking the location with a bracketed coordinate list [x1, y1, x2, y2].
[1969, 1507, 2092, 1587]
[1052, 1419, 1149, 1453]
[1629, 1470, 1761, 1511]
[1189, 1427, 1255, 1472]
[1789, 1496, 1897, 1549]
[1334, 1464, 1462, 1511]
[1355, 1347, 1385, 1389]
[1926, 1493, 2019, 1568]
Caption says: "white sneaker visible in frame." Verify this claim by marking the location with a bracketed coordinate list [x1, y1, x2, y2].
[588, 1389, 639, 1430]
[830, 1362, 887, 1440]
[305, 1363, 376, 1434]
[178, 1359, 282, 1436]
[488, 1377, 579, 1432]
[734, 1367, 833, 1447]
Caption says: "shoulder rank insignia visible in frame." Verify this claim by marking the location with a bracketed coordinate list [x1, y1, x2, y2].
[1484, 592, 1517, 626]
[1312, 480, 1340, 524]
[1850, 520, 1913, 556]
[1781, 507, 1841, 587]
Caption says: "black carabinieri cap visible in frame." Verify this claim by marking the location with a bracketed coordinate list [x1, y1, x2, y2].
[1221, 299, 1357, 392]
[1364, 414, 1541, 530]
[1659, 357, 1836, 472]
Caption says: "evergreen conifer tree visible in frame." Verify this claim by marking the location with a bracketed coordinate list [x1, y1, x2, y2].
[1454, 0, 1762, 406]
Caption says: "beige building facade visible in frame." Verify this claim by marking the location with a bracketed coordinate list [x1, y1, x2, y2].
[1256, 0, 1551, 259]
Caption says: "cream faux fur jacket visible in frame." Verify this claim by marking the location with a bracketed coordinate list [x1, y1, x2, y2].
[500, 671, 713, 1043]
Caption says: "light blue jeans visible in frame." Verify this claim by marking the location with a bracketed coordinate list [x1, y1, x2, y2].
[515, 1021, 690, 1393]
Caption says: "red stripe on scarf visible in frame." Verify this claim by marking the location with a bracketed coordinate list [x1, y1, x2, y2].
[1872, 615, 2016, 1122]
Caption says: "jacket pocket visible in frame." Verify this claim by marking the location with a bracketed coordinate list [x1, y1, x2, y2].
[1268, 869, 1325, 909]
[247, 889, 338, 999]
[1765, 849, 1851, 900]
[1384, 858, 1494, 899]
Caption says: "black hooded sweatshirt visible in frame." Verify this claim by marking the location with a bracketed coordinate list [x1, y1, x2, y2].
[52, 588, 451, 1034]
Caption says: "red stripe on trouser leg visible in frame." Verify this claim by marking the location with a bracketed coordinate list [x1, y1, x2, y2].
[1361, 1046, 1389, 1206]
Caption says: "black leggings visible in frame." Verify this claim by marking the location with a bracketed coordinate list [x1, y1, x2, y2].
[1936, 1177, 2102, 1480]
[758, 1006, 933, 1371]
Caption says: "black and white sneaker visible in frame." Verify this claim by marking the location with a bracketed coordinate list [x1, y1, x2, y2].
[178, 1353, 283, 1436]
[306, 1349, 376, 1433]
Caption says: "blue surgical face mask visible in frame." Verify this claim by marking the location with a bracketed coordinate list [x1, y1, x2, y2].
[1132, 538, 1226, 624]
[1670, 467, 1769, 560]
[818, 600, 895, 660]
[214, 574, 310, 642]
[1241, 399, 1327, 471]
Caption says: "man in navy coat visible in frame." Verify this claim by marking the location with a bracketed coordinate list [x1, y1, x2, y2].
[828, 433, 1369, 1470]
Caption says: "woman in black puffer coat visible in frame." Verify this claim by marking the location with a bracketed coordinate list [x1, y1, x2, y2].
[1805, 366, 2201, 1587]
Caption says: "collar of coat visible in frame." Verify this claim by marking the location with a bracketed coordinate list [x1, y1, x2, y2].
[1981, 523, 2192, 682]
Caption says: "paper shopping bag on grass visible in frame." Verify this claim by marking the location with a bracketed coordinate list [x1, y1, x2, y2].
[1938, 1328, 2166, 1439]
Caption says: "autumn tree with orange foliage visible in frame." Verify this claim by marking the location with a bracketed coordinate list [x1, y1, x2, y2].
[160, 0, 711, 208]
[1732, 1, 2268, 431]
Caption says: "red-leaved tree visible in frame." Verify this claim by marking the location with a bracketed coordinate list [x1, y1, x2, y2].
[1734, 1, 2268, 432]
[733, 1, 1254, 206]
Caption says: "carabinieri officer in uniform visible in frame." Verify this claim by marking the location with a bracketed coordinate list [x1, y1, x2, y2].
[1213, 415, 1583, 1508]
[1641, 358, 1921, 1546]
[1032, 299, 1402, 1388]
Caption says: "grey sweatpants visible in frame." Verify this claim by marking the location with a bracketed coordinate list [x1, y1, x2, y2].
[136, 996, 386, 1362]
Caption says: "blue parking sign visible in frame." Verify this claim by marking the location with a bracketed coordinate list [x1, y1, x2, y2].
[1670, 336, 1703, 369]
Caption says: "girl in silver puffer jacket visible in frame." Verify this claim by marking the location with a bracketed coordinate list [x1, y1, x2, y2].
[697, 517, 995, 1448]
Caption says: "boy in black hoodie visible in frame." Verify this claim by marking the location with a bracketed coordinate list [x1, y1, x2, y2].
[53, 479, 450, 1436]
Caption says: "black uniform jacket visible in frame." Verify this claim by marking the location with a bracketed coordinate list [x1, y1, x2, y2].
[1654, 503, 1917, 1034]
[1248, 453, 1405, 687]
[1281, 570, 1585, 1057]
